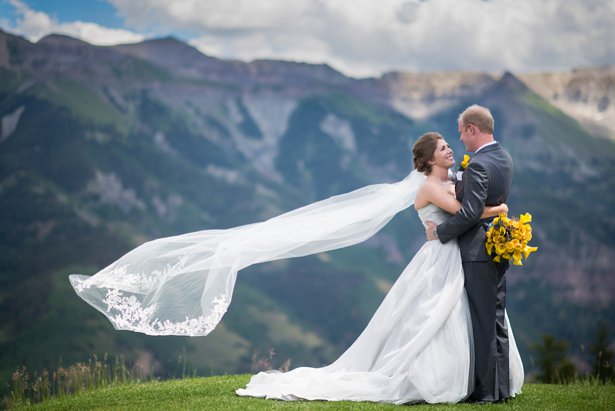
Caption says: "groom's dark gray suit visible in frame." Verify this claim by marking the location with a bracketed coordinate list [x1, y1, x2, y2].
[436, 142, 513, 402]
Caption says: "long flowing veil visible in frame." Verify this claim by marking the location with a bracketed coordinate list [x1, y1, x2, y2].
[69, 170, 426, 336]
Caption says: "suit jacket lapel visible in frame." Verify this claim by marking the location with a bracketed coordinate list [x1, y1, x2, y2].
[455, 143, 500, 201]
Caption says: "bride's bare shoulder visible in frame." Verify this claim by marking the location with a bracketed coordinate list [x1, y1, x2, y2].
[414, 180, 437, 210]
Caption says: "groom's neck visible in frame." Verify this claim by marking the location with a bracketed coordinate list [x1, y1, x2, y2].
[473, 134, 495, 152]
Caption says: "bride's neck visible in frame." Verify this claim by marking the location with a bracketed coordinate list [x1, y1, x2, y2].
[428, 165, 449, 182]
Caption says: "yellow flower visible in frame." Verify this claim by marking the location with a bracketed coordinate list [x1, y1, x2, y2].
[461, 154, 470, 169]
[509, 238, 521, 249]
[495, 243, 507, 255]
[520, 212, 532, 224]
[505, 241, 515, 252]
[523, 245, 538, 258]
[513, 252, 523, 265]
[486, 242, 494, 255]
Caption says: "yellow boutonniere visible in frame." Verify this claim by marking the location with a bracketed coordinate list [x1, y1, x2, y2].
[460, 154, 470, 170]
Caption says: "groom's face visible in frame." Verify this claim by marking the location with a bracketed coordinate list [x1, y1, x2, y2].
[458, 120, 475, 151]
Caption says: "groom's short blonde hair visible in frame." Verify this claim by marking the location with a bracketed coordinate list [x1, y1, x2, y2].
[459, 105, 494, 134]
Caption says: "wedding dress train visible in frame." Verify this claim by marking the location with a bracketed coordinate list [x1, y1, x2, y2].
[236, 204, 524, 404]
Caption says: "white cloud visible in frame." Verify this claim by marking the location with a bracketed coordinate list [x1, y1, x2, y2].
[4, 0, 144, 45]
[3, 0, 614, 77]
[105, 0, 615, 77]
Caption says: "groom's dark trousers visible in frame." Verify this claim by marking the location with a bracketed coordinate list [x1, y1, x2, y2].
[436, 143, 513, 402]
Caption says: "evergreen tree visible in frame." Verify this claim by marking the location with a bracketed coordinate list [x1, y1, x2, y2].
[531, 334, 576, 383]
[590, 322, 614, 383]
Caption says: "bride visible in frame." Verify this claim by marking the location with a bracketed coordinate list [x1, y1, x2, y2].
[69, 131, 524, 404]
[235, 132, 524, 404]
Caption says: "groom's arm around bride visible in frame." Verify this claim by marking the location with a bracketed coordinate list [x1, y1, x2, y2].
[427, 104, 514, 403]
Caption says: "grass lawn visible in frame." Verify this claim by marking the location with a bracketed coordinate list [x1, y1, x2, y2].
[10, 375, 615, 410]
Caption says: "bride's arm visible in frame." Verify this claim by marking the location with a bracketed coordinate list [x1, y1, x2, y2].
[419, 182, 508, 218]
[483, 203, 508, 218]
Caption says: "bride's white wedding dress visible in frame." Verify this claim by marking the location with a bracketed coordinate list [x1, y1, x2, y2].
[236, 203, 524, 404]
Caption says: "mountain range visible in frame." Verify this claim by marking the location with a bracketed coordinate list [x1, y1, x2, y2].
[0, 29, 613, 394]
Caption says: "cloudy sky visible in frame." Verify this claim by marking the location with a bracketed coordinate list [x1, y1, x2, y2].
[1, 0, 614, 78]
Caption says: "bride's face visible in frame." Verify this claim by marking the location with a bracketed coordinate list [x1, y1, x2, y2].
[432, 139, 455, 169]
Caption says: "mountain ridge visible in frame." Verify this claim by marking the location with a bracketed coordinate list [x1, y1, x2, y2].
[3, 28, 611, 137]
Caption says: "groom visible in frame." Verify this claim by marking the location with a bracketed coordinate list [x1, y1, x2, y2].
[426, 104, 514, 402]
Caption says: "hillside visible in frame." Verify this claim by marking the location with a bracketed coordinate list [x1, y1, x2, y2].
[0, 28, 614, 395]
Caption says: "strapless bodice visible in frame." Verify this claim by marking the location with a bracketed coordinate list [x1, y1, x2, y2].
[417, 203, 452, 226]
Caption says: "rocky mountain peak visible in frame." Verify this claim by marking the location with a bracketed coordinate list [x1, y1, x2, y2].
[112, 36, 243, 82]
[487, 71, 531, 96]
[520, 66, 615, 139]
[37, 33, 91, 47]
[0, 29, 33, 67]
[248, 59, 349, 85]
[376, 71, 496, 119]
[113, 36, 219, 63]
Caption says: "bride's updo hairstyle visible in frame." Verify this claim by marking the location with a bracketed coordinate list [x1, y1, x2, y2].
[412, 132, 443, 175]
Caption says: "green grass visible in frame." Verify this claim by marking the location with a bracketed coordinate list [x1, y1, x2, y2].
[9, 375, 615, 410]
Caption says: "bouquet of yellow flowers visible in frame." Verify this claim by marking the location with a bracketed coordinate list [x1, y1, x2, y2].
[485, 212, 538, 266]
